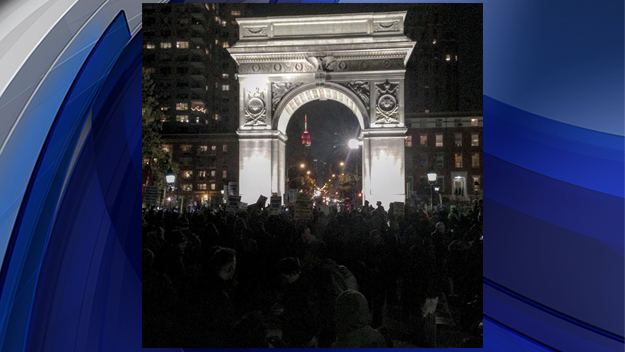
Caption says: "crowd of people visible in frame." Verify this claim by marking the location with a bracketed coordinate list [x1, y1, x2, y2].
[142, 199, 483, 348]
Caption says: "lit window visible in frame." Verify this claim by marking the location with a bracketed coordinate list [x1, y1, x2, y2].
[231, 10, 241, 16]
[181, 184, 193, 192]
[195, 116, 200, 123]
[471, 118, 478, 126]
[455, 55, 458, 61]
[222, 73, 229, 79]
[160, 106, 169, 111]
[419, 135, 428, 146]
[471, 134, 479, 147]
[213, 114, 220, 121]
[176, 102, 188, 111]
[210, 145, 217, 155]
[405, 136, 412, 147]
[455, 153, 463, 168]
[180, 145, 192, 153]
[198, 145, 208, 152]
[210, 170, 216, 178]
[215, 39, 219, 45]
[432, 39, 437, 45]
[436, 134, 443, 147]
[222, 84, 229, 91]
[145, 43, 155, 49]
[223, 144, 228, 152]
[454, 133, 462, 147]
[222, 42, 229, 48]
[473, 176, 481, 188]
[210, 183, 216, 190]
[160, 115, 167, 123]
[221, 21, 227, 27]
[222, 170, 227, 179]
[446, 54, 451, 61]
[472, 153, 480, 168]
[160, 42, 172, 49]
[176, 41, 189, 49]
[162, 144, 172, 153]
[183, 170, 193, 179]
[197, 183, 207, 190]
[198, 170, 207, 178]
[176, 115, 189, 123]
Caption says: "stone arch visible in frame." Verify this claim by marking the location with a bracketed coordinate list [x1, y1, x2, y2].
[272, 82, 369, 134]
[228, 11, 415, 206]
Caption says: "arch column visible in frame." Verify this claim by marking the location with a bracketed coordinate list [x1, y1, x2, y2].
[237, 130, 287, 204]
[362, 128, 407, 208]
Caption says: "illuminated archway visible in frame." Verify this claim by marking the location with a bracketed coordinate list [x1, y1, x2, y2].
[229, 11, 415, 207]
[273, 82, 368, 134]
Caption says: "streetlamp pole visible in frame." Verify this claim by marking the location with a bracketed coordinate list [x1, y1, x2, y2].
[165, 167, 176, 208]
[427, 169, 437, 213]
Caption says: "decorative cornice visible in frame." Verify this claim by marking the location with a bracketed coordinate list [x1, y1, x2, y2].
[233, 50, 409, 63]
[239, 58, 404, 74]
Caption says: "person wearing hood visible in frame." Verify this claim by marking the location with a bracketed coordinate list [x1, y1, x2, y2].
[332, 290, 386, 348]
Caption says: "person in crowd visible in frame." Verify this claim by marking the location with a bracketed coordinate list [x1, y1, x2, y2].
[142, 201, 483, 348]
[332, 289, 386, 348]
[302, 240, 357, 347]
[199, 247, 239, 347]
[142, 248, 179, 347]
[372, 201, 387, 221]
[273, 257, 319, 347]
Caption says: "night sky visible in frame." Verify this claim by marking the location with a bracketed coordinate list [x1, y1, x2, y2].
[285, 100, 361, 172]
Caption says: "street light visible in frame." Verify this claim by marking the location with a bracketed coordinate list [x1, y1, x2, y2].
[165, 167, 176, 207]
[474, 180, 480, 200]
[165, 168, 176, 185]
[300, 163, 305, 169]
[339, 161, 344, 167]
[427, 169, 437, 212]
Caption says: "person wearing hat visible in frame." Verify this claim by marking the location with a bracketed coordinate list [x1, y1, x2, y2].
[332, 290, 386, 348]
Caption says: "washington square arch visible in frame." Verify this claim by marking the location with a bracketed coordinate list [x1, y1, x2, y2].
[228, 12, 415, 207]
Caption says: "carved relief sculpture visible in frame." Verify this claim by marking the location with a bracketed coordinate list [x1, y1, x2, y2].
[374, 21, 399, 32]
[346, 81, 370, 110]
[271, 82, 303, 111]
[244, 27, 268, 37]
[244, 88, 267, 126]
[305, 56, 337, 72]
[374, 80, 400, 124]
